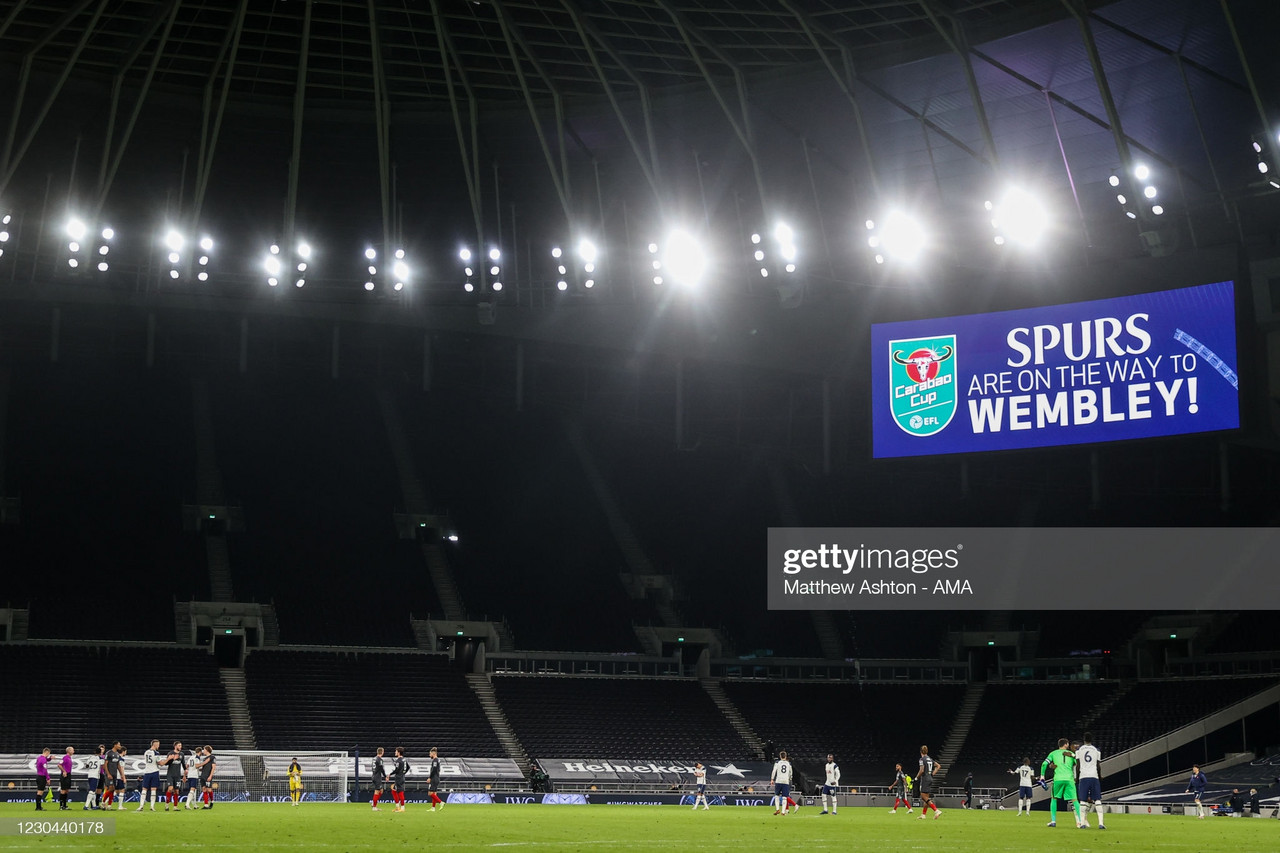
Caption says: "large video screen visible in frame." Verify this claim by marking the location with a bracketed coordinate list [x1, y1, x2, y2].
[871, 281, 1240, 458]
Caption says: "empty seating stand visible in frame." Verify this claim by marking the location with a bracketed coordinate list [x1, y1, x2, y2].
[722, 680, 965, 774]
[494, 676, 750, 761]
[1087, 677, 1279, 757]
[243, 649, 505, 757]
[0, 644, 234, 753]
[955, 681, 1118, 770]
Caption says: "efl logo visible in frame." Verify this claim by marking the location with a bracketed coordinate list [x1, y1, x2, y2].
[889, 334, 957, 437]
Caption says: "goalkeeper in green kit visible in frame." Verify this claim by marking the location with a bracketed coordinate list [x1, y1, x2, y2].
[1040, 738, 1082, 828]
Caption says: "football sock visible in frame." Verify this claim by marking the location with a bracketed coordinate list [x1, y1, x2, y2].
[1097, 802, 1105, 825]
[1050, 798, 1058, 823]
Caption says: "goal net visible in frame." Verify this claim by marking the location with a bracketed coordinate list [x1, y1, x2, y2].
[208, 750, 349, 803]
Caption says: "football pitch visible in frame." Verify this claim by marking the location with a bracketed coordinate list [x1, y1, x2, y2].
[0, 803, 1274, 851]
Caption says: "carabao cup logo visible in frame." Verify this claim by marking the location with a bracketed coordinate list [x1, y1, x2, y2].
[889, 335, 956, 437]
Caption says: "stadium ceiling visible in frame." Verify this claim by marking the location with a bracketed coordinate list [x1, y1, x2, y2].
[0, 0, 1276, 306]
[0, 1, 1094, 105]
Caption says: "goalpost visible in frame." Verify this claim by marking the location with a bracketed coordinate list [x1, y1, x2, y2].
[211, 750, 350, 803]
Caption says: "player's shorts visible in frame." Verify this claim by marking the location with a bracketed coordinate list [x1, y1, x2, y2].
[143, 772, 160, 789]
[35, 775, 48, 792]
[372, 778, 386, 791]
[1019, 785, 1032, 799]
[696, 784, 706, 793]
[86, 778, 98, 792]
[167, 772, 183, 788]
[59, 772, 71, 788]
[428, 779, 438, 793]
[113, 777, 125, 790]
[200, 775, 213, 788]
[774, 783, 791, 800]
[1078, 778, 1101, 803]
[1051, 780, 1077, 801]
[821, 784, 836, 796]
[289, 780, 302, 791]
[185, 778, 200, 794]
[918, 776, 932, 794]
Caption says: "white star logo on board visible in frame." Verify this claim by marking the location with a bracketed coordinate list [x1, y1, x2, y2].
[711, 763, 746, 777]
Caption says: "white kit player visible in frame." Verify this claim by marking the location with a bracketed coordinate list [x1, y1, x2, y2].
[1075, 733, 1105, 829]
[691, 762, 709, 810]
[83, 746, 104, 810]
[1009, 757, 1035, 815]
[771, 751, 798, 815]
[184, 748, 202, 809]
[137, 740, 162, 811]
[820, 754, 841, 815]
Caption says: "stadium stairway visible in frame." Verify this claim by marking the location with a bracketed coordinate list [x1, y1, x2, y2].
[206, 535, 235, 603]
[465, 673, 531, 774]
[219, 668, 258, 750]
[935, 682, 985, 783]
[9, 608, 28, 641]
[1076, 680, 1133, 732]
[810, 611, 845, 660]
[701, 679, 766, 760]
[174, 601, 194, 645]
[421, 544, 467, 622]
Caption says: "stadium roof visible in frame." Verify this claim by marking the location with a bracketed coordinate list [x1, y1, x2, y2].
[0, 1, 1277, 305]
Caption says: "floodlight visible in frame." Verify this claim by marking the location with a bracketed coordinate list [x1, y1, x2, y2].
[1143, 186, 1157, 199]
[577, 238, 598, 264]
[392, 260, 409, 281]
[750, 233, 761, 244]
[199, 236, 213, 252]
[68, 258, 78, 268]
[557, 265, 567, 275]
[270, 244, 280, 255]
[164, 229, 184, 252]
[1133, 163, 1150, 181]
[876, 211, 927, 263]
[197, 271, 208, 281]
[364, 281, 375, 291]
[584, 279, 595, 288]
[67, 217, 87, 241]
[97, 245, 109, 256]
[265, 255, 282, 276]
[464, 267, 473, 277]
[297, 263, 307, 272]
[663, 229, 707, 287]
[0, 230, 8, 243]
[169, 269, 179, 279]
[489, 265, 500, 276]
[464, 282, 474, 292]
[69, 242, 81, 253]
[98, 262, 109, 272]
[459, 248, 472, 262]
[297, 242, 312, 259]
[584, 262, 595, 274]
[167, 252, 180, 264]
[1152, 205, 1165, 216]
[295, 278, 305, 287]
[551, 246, 562, 259]
[647, 242, 658, 254]
[268, 277, 279, 287]
[492, 281, 503, 291]
[488, 247, 501, 261]
[990, 186, 1050, 247]
[198, 256, 209, 266]
[102, 227, 115, 241]
[557, 280, 567, 291]
[1108, 175, 1121, 188]
[394, 248, 405, 260]
[393, 282, 404, 292]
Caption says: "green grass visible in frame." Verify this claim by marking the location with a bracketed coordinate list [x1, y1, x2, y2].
[0, 802, 1273, 851]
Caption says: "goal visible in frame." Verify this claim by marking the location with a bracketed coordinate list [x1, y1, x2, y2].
[210, 750, 350, 803]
